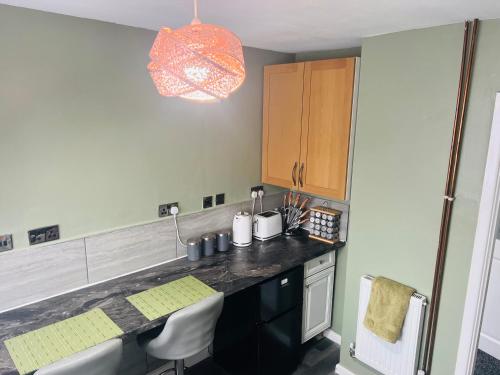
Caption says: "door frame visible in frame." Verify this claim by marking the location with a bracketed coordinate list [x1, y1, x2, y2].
[455, 92, 500, 374]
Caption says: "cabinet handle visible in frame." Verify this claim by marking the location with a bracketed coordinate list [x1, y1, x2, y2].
[292, 162, 298, 186]
[299, 163, 304, 187]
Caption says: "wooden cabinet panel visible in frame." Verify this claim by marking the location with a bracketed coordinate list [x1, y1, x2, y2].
[299, 58, 355, 200]
[262, 63, 305, 189]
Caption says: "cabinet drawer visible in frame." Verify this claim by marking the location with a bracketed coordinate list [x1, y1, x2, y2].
[304, 251, 335, 278]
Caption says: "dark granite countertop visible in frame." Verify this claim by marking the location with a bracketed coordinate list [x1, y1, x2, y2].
[0, 234, 344, 374]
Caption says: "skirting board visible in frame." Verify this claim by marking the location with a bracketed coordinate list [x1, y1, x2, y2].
[323, 330, 355, 375]
[335, 364, 358, 375]
[323, 329, 342, 345]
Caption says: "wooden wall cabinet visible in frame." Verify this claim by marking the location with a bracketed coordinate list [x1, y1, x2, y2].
[262, 58, 357, 201]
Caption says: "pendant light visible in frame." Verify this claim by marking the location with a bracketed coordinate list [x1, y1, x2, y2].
[148, 0, 246, 102]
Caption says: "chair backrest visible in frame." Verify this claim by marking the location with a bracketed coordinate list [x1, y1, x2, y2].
[145, 292, 224, 360]
[34, 338, 122, 375]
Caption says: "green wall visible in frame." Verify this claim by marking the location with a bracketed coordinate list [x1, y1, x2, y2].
[432, 19, 500, 375]
[339, 20, 500, 375]
[0, 5, 292, 249]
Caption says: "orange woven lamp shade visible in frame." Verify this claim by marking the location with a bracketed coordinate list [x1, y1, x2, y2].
[148, 21, 246, 102]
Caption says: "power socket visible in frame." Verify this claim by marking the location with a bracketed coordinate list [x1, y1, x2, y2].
[159, 204, 169, 217]
[203, 196, 213, 209]
[0, 234, 13, 252]
[159, 202, 179, 217]
[250, 185, 264, 194]
[28, 225, 60, 245]
[216, 193, 225, 205]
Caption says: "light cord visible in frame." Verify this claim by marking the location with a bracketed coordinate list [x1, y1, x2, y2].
[194, 0, 199, 20]
[173, 213, 187, 247]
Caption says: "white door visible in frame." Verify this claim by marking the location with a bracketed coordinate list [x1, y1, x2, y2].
[302, 266, 335, 343]
[479, 239, 500, 359]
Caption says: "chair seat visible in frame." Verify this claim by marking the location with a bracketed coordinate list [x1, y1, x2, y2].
[34, 339, 123, 375]
[138, 292, 224, 375]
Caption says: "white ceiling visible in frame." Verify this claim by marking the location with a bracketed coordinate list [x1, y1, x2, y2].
[1, 0, 500, 53]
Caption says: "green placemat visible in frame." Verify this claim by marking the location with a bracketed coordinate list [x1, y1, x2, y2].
[127, 275, 217, 321]
[4, 308, 123, 375]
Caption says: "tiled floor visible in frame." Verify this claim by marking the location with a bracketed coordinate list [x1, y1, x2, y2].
[187, 336, 340, 375]
[293, 336, 340, 375]
[474, 350, 500, 375]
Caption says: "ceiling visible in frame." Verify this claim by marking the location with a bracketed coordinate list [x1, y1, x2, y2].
[1, 0, 500, 53]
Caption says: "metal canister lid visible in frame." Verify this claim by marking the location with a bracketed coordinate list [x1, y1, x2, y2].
[201, 233, 216, 241]
[216, 229, 232, 237]
[187, 237, 201, 246]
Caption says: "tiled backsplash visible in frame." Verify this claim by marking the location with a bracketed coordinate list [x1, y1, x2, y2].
[0, 193, 283, 312]
[0, 191, 347, 312]
[0, 240, 88, 311]
[85, 219, 177, 283]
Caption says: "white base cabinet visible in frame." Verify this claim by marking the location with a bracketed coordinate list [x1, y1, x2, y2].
[302, 252, 335, 343]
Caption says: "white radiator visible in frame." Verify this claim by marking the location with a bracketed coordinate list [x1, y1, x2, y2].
[354, 275, 427, 375]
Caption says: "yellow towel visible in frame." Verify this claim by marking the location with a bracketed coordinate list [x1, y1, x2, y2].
[363, 276, 416, 343]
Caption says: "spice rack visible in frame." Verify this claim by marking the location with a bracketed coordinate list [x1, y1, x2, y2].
[308, 206, 341, 244]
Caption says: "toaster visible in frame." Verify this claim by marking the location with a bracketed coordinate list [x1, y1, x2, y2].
[253, 210, 282, 241]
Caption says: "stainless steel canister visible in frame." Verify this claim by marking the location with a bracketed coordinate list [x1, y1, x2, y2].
[186, 238, 202, 261]
[201, 233, 216, 256]
[216, 230, 232, 252]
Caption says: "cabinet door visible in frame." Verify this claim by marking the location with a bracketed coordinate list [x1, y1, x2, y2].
[262, 63, 305, 189]
[302, 267, 335, 343]
[299, 58, 355, 200]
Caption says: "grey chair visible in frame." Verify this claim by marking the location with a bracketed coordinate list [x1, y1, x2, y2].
[138, 292, 224, 375]
[34, 338, 123, 375]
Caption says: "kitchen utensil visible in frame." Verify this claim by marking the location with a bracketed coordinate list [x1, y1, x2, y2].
[187, 238, 202, 261]
[216, 230, 231, 252]
[253, 210, 282, 241]
[201, 233, 216, 256]
[279, 192, 310, 235]
[232, 212, 252, 247]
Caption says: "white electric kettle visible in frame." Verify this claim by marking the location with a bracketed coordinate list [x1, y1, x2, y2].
[232, 211, 252, 247]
